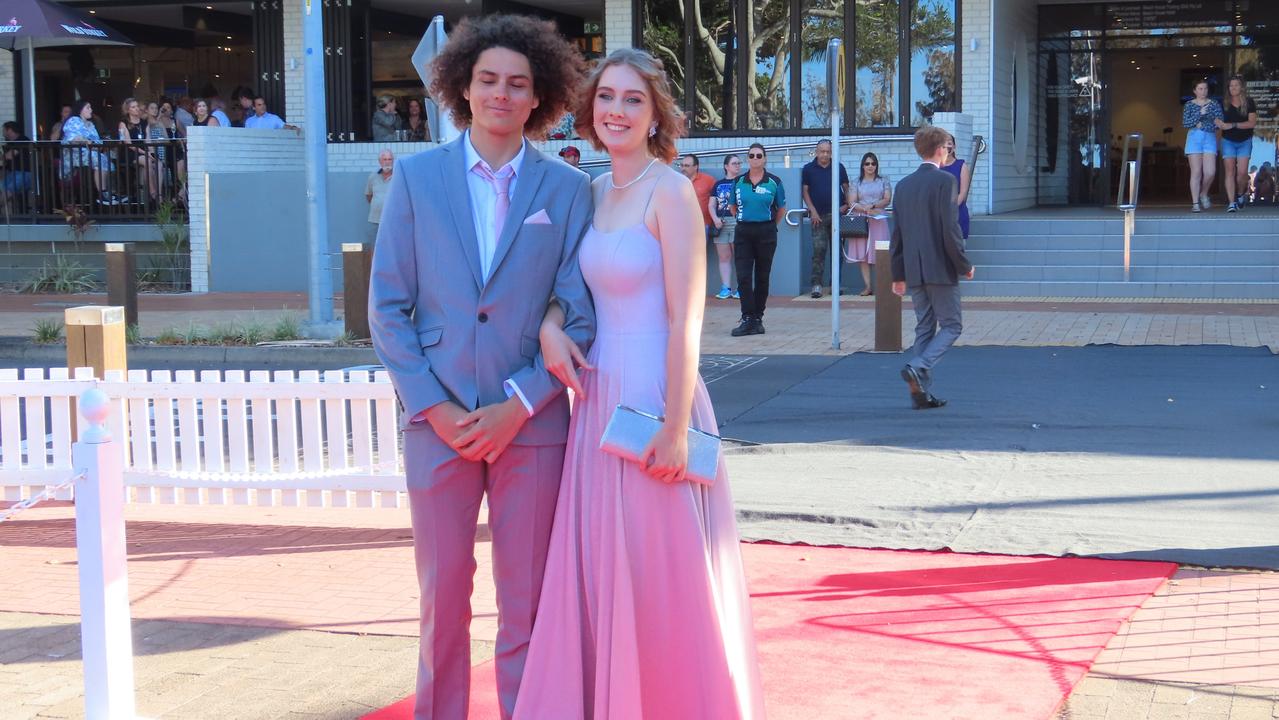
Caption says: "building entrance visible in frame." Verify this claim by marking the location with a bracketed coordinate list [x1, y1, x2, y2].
[1036, 1, 1279, 208]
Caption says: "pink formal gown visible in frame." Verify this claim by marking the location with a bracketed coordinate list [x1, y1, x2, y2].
[513, 219, 765, 719]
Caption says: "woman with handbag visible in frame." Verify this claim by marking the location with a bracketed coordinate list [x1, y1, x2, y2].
[845, 152, 891, 296]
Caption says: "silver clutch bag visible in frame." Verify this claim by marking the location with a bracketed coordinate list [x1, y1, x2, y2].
[599, 404, 721, 485]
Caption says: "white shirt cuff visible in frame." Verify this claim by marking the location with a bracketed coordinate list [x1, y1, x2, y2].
[503, 378, 535, 416]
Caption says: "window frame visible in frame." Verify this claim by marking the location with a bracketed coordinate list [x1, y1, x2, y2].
[634, 0, 962, 136]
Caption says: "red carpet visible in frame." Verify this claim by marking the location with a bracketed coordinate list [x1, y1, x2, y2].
[362, 544, 1174, 719]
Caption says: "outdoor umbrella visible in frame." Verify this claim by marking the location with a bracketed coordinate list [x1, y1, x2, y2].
[0, 0, 132, 137]
[411, 15, 460, 144]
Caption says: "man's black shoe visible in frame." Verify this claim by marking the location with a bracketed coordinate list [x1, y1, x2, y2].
[750, 317, 766, 335]
[731, 316, 755, 337]
[913, 393, 947, 410]
[901, 365, 927, 407]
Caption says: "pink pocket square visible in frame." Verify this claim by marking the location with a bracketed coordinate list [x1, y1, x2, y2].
[523, 209, 552, 225]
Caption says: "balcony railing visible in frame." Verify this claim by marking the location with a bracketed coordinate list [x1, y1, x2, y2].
[1, 139, 186, 224]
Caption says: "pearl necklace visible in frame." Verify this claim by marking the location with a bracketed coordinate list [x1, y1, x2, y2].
[609, 158, 659, 191]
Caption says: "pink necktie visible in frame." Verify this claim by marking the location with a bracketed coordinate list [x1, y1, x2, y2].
[473, 163, 514, 242]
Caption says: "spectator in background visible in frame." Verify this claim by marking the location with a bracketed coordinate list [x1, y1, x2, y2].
[48, 104, 72, 141]
[847, 151, 891, 296]
[557, 144, 580, 167]
[891, 126, 974, 410]
[209, 96, 231, 128]
[708, 153, 742, 300]
[2, 121, 32, 200]
[1182, 78, 1222, 212]
[1217, 75, 1257, 212]
[405, 98, 430, 142]
[158, 98, 187, 201]
[942, 133, 973, 238]
[1255, 162, 1275, 204]
[731, 142, 786, 337]
[118, 98, 158, 202]
[145, 101, 173, 196]
[679, 153, 716, 240]
[174, 96, 195, 131]
[244, 96, 287, 130]
[191, 99, 220, 127]
[1248, 165, 1258, 203]
[61, 100, 125, 205]
[371, 95, 404, 141]
[364, 148, 394, 244]
[233, 87, 255, 128]
[800, 138, 850, 298]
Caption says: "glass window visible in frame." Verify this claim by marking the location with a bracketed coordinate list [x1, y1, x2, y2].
[799, 0, 844, 128]
[909, 0, 957, 125]
[854, 0, 899, 127]
[642, 0, 687, 107]
[748, 0, 791, 129]
[693, 0, 738, 130]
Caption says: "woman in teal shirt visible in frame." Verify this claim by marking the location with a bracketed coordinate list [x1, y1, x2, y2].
[730, 143, 786, 337]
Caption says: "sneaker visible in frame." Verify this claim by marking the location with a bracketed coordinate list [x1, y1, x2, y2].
[1228, 202, 1238, 213]
[1191, 202, 1201, 213]
[730, 288, 740, 299]
[731, 316, 754, 337]
[810, 284, 822, 299]
[715, 286, 732, 300]
[1200, 196, 1211, 210]
[750, 317, 766, 335]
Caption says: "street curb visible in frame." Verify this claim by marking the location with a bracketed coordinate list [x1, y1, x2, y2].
[0, 341, 379, 367]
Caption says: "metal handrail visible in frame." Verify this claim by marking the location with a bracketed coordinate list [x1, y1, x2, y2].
[578, 135, 915, 169]
[1115, 132, 1143, 282]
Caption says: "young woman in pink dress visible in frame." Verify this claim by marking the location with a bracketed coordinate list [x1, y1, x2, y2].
[513, 48, 766, 719]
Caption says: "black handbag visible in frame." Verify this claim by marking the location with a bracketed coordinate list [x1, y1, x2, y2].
[839, 214, 870, 237]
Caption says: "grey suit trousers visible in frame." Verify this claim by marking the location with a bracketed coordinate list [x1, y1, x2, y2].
[906, 283, 963, 387]
[405, 428, 564, 720]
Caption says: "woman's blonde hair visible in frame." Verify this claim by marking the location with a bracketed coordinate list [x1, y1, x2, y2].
[1228, 74, 1251, 110]
[574, 48, 686, 164]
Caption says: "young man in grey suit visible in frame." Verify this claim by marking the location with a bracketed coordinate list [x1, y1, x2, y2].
[890, 125, 975, 409]
[367, 16, 592, 720]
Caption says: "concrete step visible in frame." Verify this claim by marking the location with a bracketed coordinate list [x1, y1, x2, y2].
[967, 249, 1279, 266]
[966, 234, 1279, 251]
[962, 280, 1279, 299]
[978, 265, 1279, 283]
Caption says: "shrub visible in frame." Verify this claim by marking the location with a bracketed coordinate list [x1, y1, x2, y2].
[22, 256, 98, 294]
[31, 318, 64, 344]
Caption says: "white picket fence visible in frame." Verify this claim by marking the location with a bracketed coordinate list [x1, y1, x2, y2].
[0, 367, 407, 508]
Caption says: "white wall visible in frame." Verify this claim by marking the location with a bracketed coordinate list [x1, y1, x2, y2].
[989, 0, 1038, 213]
[605, 0, 632, 54]
[0, 51, 16, 132]
[961, 0, 992, 216]
[186, 127, 305, 292]
[284, 0, 305, 127]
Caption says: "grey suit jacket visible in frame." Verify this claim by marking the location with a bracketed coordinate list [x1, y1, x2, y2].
[890, 163, 972, 287]
[368, 137, 595, 449]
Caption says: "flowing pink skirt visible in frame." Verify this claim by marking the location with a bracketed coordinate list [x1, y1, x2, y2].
[513, 331, 765, 719]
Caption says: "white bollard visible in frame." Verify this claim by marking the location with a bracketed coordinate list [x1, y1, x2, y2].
[72, 388, 138, 720]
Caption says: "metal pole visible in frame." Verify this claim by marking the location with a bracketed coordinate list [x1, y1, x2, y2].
[24, 38, 38, 139]
[828, 38, 842, 351]
[303, 0, 333, 324]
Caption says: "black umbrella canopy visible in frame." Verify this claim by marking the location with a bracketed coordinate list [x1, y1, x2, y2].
[0, 0, 132, 49]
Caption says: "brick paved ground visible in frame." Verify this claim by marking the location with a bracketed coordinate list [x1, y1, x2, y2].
[0, 291, 1276, 353]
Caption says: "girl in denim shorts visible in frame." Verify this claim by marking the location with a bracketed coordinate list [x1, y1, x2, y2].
[1182, 79, 1223, 212]
[1219, 75, 1258, 212]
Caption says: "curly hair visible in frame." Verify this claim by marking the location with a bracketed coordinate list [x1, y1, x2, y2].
[574, 48, 686, 164]
[428, 14, 586, 140]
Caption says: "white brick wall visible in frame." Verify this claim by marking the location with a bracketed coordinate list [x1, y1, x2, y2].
[0, 51, 16, 132]
[605, 0, 633, 54]
[283, 0, 304, 127]
[961, 0, 991, 216]
[186, 127, 305, 292]
[989, 0, 1037, 213]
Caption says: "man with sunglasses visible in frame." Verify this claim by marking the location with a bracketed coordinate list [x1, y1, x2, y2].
[801, 139, 852, 298]
[731, 143, 787, 337]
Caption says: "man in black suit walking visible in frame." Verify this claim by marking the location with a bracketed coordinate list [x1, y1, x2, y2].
[890, 126, 975, 409]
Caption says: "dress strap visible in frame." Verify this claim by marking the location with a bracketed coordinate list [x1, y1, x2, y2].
[638, 176, 663, 218]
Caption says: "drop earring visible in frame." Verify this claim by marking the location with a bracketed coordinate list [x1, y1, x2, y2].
[648, 125, 657, 137]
